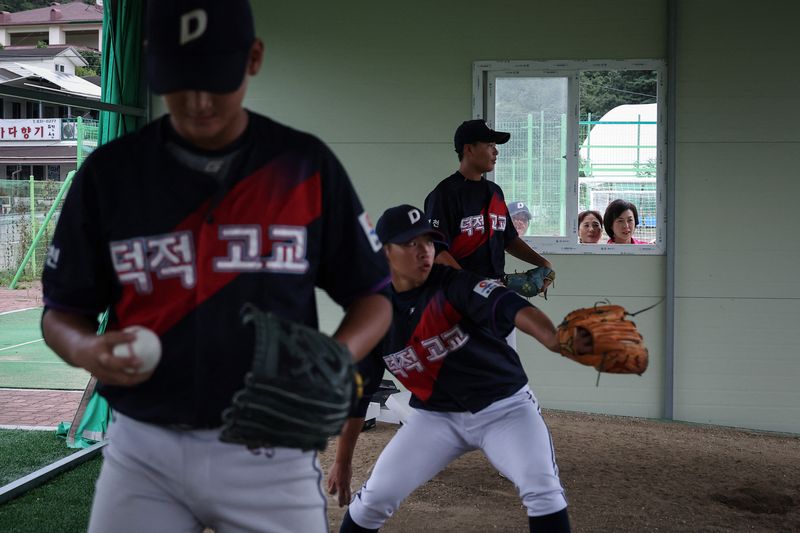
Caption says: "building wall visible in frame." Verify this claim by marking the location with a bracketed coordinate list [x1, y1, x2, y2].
[672, 0, 800, 433]
[53, 56, 75, 75]
[150, 0, 799, 433]
[244, 0, 671, 420]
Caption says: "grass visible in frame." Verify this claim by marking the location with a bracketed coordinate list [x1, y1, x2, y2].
[0, 457, 100, 533]
[0, 430, 79, 486]
[0, 429, 99, 533]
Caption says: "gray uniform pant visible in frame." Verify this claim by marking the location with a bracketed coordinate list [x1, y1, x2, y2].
[87, 413, 328, 533]
[348, 385, 568, 529]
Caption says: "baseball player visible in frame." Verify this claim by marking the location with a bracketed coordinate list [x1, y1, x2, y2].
[328, 204, 591, 533]
[40, 2, 391, 533]
[509, 200, 533, 236]
[424, 119, 552, 283]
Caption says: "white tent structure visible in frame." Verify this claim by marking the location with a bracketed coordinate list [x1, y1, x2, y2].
[580, 103, 657, 178]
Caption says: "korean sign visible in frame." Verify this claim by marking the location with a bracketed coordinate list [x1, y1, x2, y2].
[0, 119, 62, 141]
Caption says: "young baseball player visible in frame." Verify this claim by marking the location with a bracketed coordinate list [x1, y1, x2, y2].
[424, 119, 552, 285]
[328, 204, 591, 533]
[509, 200, 533, 236]
[40, 2, 391, 532]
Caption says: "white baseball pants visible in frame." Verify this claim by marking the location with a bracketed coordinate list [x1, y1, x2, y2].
[347, 385, 567, 529]
[87, 413, 329, 533]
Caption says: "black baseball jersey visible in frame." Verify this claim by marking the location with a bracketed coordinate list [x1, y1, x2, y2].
[355, 265, 533, 415]
[42, 112, 390, 428]
[424, 172, 518, 279]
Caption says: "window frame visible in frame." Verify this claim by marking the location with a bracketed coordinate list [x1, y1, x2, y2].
[473, 59, 667, 255]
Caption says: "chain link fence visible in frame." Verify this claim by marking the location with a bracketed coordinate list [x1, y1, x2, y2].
[0, 119, 98, 284]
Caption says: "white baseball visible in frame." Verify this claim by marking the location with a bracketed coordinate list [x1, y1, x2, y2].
[112, 326, 162, 374]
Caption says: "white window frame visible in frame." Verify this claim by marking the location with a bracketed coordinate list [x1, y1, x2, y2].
[473, 59, 667, 255]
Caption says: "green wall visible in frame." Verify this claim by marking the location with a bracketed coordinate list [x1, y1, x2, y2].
[672, 1, 800, 433]
[151, 0, 800, 433]
[246, 0, 670, 420]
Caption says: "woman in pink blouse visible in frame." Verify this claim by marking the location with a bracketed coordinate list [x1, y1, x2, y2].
[603, 199, 648, 244]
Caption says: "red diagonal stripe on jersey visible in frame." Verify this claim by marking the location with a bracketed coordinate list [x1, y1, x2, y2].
[449, 192, 509, 260]
[449, 208, 488, 260]
[114, 160, 322, 335]
[392, 292, 462, 402]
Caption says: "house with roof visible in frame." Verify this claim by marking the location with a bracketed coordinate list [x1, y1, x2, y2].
[0, 1, 102, 51]
[0, 2, 103, 181]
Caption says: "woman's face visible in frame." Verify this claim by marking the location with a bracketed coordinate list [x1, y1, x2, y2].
[611, 209, 637, 244]
[579, 214, 602, 243]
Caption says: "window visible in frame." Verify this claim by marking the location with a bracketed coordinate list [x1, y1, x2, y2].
[47, 165, 61, 180]
[7, 165, 30, 179]
[25, 101, 39, 118]
[473, 60, 666, 254]
[6, 165, 45, 180]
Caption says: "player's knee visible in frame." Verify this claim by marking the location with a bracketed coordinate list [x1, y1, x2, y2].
[520, 483, 568, 517]
[346, 488, 400, 530]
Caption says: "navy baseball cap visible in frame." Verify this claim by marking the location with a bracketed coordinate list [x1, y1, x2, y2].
[454, 119, 511, 153]
[508, 201, 532, 219]
[145, 0, 256, 94]
[376, 205, 446, 245]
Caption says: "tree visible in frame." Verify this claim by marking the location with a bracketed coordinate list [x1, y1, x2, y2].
[77, 49, 101, 77]
[579, 70, 657, 121]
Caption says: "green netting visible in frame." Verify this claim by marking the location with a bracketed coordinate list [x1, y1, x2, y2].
[77, 117, 100, 168]
[1, 119, 97, 284]
[1, 178, 65, 283]
[495, 113, 567, 236]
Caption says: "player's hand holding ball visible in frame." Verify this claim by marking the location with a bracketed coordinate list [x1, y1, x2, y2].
[112, 326, 162, 374]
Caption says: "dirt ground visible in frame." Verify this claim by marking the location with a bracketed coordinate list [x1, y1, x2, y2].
[0, 281, 41, 313]
[320, 411, 800, 532]
[3, 285, 799, 532]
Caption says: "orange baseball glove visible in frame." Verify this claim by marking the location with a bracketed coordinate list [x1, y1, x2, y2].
[556, 304, 648, 374]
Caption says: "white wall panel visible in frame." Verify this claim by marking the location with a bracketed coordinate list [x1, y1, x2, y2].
[674, 143, 800, 299]
[674, 298, 800, 433]
[676, 1, 800, 143]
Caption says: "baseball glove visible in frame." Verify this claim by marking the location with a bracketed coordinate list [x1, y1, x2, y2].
[504, 267, 555, 298]
[556, 304, 648, 374]
[220, 304, 359, 451]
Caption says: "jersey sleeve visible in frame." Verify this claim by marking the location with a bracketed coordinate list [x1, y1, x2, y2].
[424, 185, 452, 253]
[41, 162, 114, 317]
[315, 143, 390, 307]
[443, 268, 533, 339]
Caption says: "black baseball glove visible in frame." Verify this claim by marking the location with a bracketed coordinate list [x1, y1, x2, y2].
[504, 266, 556, 298]
[220, 304, 359, 451]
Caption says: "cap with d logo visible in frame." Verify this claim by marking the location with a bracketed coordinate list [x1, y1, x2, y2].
[376, 205, 446, 245]
[145, 0, 255, 94]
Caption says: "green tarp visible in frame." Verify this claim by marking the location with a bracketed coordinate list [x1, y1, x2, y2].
[62, 1, 147, 449]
